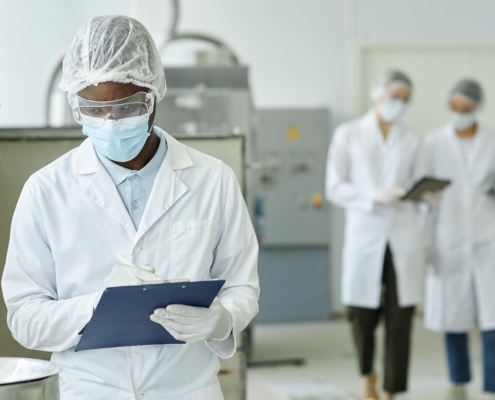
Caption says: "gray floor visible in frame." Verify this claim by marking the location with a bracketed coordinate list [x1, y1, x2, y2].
[247, 319, 494, 400]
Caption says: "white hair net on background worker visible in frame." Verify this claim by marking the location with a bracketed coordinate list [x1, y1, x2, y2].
[59, 15, 167, 102]
[369, 69, 413, 102]
[449, 78, 484, 108]
[448, 78, 484, 131]
[368, 69, 413, 124]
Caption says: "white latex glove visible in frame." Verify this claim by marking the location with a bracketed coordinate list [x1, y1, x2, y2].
[373, 188, 406, 206]
[150, 297, 233, 343]
[92, 257, 163, 312]
[106, 255, 163, 288]
[421, 190, 443, 209]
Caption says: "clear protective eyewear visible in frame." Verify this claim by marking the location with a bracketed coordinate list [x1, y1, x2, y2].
[72, 91, 155, 127]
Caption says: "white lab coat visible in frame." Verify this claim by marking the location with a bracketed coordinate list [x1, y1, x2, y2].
[326, 111, 425, 309]
[424, 124, 495, 332]
[1, 128, 259, 400]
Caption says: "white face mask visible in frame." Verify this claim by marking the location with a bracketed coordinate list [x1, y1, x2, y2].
[379, 98, 406, 123]
[450, 111, 476, 131]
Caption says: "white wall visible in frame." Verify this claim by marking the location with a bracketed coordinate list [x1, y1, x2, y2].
[354, 0, 495, 39]
[0, 0, 133, 127]
[0, 0, 348, 128]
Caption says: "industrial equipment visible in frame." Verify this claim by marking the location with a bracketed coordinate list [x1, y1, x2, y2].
[254, 109, 331, 323]
[0, 357, 62, 399]
[155, 66, 256, 215]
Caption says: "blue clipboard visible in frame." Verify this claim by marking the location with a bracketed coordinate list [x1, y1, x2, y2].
[75, 280, 225, 352]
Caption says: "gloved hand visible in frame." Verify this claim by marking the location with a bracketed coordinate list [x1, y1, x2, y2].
[373, 188, 406, 206]
[106, 255, 163, 288]
[421, 190, 443, 209]
[93, 257, 163, 311]
[150, 297, 233, 343]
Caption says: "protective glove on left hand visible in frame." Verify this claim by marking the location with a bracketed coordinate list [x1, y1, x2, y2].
[94, 256, 163, 310]
[421, 190, 443, 210]
[373, 188, 406, 206]
[106, 255, 163, 288]
[150, 297, 233, 343]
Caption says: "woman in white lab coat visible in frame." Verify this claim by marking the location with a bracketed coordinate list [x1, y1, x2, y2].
[424, 79, 495, 399]
[326, 70, 425, 400]
[1, 16, 259, 400]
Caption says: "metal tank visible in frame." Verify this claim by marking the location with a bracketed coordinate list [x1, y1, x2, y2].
[0, 357, 62, 399]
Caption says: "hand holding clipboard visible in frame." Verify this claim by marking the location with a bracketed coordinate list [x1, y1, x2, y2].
[76, 279, 225, 352]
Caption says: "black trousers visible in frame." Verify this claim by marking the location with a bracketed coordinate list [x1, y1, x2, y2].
[348, 246, 415, 394]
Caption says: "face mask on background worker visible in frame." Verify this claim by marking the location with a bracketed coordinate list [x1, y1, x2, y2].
[448, 79, 483, 132]
[370, 71, 413, 124]
[379, 97, 407, 123]
[70, 91, 155, 162]
[450, 111, 476, 131]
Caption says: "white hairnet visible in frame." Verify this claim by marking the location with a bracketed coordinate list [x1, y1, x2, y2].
[449, 78, 484, 108]
[59, 15, 166, 102]
[369, 70, 413, 102]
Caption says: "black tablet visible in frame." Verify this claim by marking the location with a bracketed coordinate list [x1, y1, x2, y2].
[402, 177, 451, 202]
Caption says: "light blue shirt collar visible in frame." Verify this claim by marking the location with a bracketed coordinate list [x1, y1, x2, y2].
[96, 131, 167, 185]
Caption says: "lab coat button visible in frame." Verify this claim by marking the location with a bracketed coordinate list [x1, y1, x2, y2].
[132, 346, 140, 351]
[135, 391, 143, 400]
[129, 174, 136, 180]
[133, 245, 141, 253]
[132, 201, 139, 209]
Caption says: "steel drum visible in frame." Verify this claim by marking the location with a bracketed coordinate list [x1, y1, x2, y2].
[0, 357, 62, 399]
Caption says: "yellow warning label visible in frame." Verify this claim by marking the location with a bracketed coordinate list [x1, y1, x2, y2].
[286, 125, 300, 141]
[312, 193, 323, 209]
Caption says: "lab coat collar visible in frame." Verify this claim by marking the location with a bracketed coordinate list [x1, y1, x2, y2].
[447, 123, 488, 169]
[136, 131, 167, 183]
[134, 128, 192, 245]
[363, 110, 399, 148]
[74, 138, 100, 175]
[74, 128, 194, 242]
[159, 128, 194, 171]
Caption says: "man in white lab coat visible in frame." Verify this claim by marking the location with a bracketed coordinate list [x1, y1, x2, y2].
[326, 70, 425, 400]
[424, 79, 495, 399]
[1, 15, 259, 400]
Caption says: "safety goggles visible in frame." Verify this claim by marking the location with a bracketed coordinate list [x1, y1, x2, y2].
[71, 91, 155, 127]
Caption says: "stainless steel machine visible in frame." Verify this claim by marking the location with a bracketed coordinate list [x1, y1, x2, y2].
[254, 108, 331, 323]
[0, 357, 62, 399]
[155, 66, 257, 217]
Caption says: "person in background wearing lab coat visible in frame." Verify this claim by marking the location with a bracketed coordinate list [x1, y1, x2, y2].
[326, 70, 425, 400]
[424, 79, 495, 400]
[1, 15, 259, 400]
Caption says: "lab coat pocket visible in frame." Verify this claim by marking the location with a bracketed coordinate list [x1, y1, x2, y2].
[171, 220, 218, 278]
[184, 380, 224, 400]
